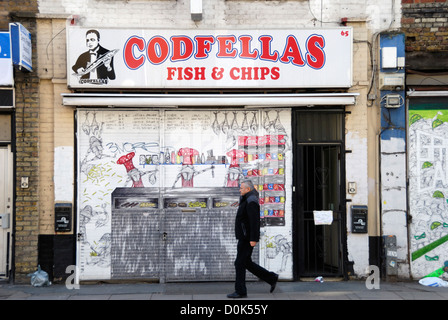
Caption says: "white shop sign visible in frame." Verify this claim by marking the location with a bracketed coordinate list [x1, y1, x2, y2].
[67, 28, 352, 89]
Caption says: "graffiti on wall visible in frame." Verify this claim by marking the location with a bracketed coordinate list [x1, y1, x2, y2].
[409, 105, 448, 278]
[77, 109, 292, 280]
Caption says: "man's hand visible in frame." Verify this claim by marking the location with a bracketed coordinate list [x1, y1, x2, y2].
[250, 241, 257, 247]
[104, 57, 112, 71]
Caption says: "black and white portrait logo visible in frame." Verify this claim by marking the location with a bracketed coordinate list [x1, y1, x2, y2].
[72, 29, 118, 85]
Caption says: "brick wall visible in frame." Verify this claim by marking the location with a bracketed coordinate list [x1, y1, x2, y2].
[14, 62, 40, 283]
[402, 0, 448, 52]
[37, 0, 399, 31]
[1, 1, 40, 282]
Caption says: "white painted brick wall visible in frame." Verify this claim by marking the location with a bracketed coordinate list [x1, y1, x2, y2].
[37, 0, 401, 32]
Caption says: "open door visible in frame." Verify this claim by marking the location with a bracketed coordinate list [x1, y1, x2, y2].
[293, 110, 347, 279]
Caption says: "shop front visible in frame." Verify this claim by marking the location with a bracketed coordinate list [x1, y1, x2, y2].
[63, 27, 356, 282]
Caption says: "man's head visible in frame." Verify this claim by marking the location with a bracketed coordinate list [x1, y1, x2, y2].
[85, 29, 100, 50]
[239, 179, 255, 196]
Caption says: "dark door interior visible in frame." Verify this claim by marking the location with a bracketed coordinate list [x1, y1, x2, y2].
[293, 110, 347, 279]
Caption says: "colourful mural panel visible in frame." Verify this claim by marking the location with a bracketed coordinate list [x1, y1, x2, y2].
[408, 98, 448, 278]
[76, 109, 293, 281]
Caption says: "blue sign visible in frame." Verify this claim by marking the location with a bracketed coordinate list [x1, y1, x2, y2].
[0, 32, 11, 59]
[0, 31, 13, 86]
[9, 23, 32, 72]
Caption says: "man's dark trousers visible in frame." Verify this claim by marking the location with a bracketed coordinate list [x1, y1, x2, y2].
[234, 239, 277, 295]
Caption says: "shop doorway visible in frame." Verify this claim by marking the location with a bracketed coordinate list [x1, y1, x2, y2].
[0, 146, 12, 279]
[293, 110, 347, 279]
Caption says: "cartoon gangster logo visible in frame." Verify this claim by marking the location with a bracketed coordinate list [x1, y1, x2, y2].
[72, 29, 118, 85]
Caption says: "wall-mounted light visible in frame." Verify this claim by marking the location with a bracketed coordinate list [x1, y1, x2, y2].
[191, 0, 202, 21]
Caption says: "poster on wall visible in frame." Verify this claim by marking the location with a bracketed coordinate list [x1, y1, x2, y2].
[76, 108, 293, 281]
[408, 97, 448, 279]
[67, 28, 352, 89]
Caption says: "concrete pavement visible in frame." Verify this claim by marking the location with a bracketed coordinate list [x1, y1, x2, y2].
[1, 278, 448, 300]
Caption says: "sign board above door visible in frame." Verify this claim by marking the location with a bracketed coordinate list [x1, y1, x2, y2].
[67, 28, 353, 89]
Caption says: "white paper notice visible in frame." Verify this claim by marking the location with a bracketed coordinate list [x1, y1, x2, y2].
[313, 210, 333, 225]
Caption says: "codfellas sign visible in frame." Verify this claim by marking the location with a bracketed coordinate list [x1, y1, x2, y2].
[67, 28, 352, 89]
[124, 34, 326, 79]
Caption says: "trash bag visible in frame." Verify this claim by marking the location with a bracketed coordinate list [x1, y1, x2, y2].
[28, 265, 51, 287]
[419, 277, 448, 288]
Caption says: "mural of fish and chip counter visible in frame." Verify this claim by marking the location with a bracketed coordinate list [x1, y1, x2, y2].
[76, 109, 293, 281]
[408, 98, 448, 279]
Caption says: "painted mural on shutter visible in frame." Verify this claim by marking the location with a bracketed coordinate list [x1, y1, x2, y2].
[76, 109, 293, 281]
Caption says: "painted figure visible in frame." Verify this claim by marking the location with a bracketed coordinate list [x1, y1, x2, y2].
[72, 29, 117, 83]
[172, 147, 215, 188]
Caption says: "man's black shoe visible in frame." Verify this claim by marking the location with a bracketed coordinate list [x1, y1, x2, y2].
[270, 274, 279, 293]
[227, 292, 247, 298]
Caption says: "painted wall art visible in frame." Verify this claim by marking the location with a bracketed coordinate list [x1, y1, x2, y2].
[408, 99, 448, 279]
[77, 109, 293, 281]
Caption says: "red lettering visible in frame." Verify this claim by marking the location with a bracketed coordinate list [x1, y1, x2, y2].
[279, 35, 305, 66]
[126, 34, 323, 74]
[124, 36, 145, 69]
[167, 67, 176, 80]
[271, 67, 280, 80]
[211, 67, 224, 80]
[306, 35, 325, 69]
[171, 36, 194, 61]
[147, 36, 169, 65]
[240, 67, 252, 80]
[260, 67, 270, 80]
[176, 67, 183, 80]
[259, 36, 278, 61]
[217, 36, 237, 58]
[253, 67, 259, 80]
[194, 36, 215, 59]
[228, 67, 280, 81]
[230, 67, 239, 80]
[167, 67, 205, 80]
[239, 36, 258, 59]
[184, 67, 193, 80]
[194, 67, 206, 80]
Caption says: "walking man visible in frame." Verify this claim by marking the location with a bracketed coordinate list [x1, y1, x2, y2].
[227, 179, 279, 298]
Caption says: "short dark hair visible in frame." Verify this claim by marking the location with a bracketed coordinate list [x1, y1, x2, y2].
[241, 179, 255, 190]
[86, 29, 100, 40]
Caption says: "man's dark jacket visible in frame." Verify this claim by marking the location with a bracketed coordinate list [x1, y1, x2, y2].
[72, 45, 116, 80]
[235, 189, 260, 242]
